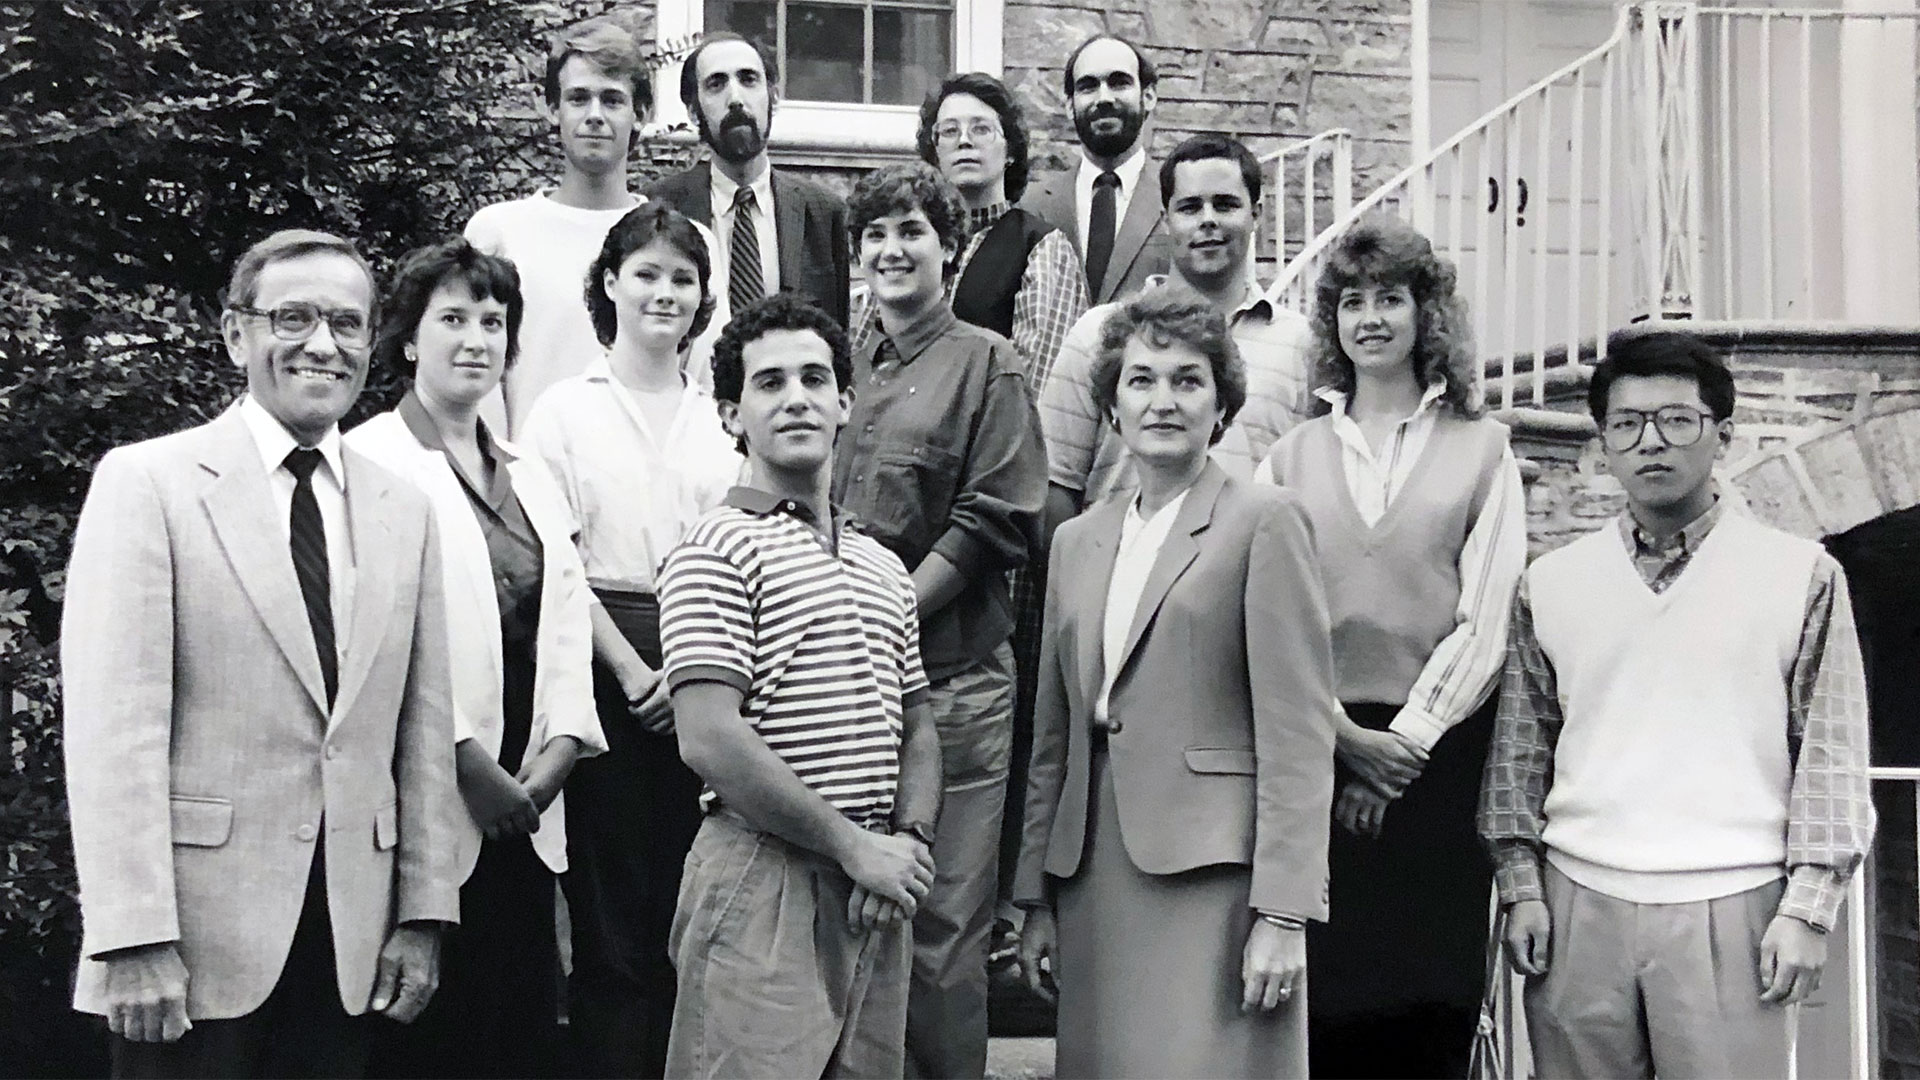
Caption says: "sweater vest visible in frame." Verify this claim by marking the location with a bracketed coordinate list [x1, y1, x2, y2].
[952, 209, 1054, 339]
[1528, 513, 1818, 903]
[1268, 412, 1506, 705]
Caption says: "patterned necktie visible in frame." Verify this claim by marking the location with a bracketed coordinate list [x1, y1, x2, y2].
[1085, 170, 1121, 298]
[729, 185, 766, 313]
[284, 448, 337, 709]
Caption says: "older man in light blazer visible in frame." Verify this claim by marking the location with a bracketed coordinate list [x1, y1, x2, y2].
[61, 229, 461, 1078]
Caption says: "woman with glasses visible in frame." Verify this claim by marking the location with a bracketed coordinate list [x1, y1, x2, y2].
[1016, 284, 1339, 1079]
[346, 238, 606, 1078]
[1252, 217, 1527, 1078]
[516, 202, 742, 1078]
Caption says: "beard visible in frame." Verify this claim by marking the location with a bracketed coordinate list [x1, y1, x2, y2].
[1074, 101, 1145, 159]
[705, 108, 768, 164]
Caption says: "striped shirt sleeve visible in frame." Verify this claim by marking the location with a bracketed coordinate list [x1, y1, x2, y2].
[898, 579, 931, 708]
[658, 537, 757, 694]
[1390, 446, 1530, 750]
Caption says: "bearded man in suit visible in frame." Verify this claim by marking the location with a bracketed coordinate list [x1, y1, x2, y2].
[61, 229, 461, 1078]
[1020, 34, 1172, 306]
[646, 32, 851, 326]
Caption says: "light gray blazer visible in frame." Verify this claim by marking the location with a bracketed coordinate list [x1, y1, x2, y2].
[1014, 462, 1340, 918]
[61, 405, 462, 1020]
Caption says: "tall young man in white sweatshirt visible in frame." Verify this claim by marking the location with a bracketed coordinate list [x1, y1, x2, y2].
[1478, 331, 1875, 1078]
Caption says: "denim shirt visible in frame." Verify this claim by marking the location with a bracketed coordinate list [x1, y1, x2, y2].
[832, 302, 1048, 681]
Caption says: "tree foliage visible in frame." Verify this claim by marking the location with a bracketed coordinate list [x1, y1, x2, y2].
[0, 2, 670, 1069]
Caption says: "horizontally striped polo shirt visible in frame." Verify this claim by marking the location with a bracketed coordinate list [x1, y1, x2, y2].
[658, 486, 930, 827]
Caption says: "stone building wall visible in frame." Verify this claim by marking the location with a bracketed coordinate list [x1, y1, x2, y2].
[1001, 0, 1414, 271]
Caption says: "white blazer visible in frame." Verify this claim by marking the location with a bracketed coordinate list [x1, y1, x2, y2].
[346, 410, 605, 880]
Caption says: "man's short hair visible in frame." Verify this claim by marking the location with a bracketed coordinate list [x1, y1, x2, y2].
[710, 294, 851, 454]
[224, 229, 378, 321]
[1061, 34, 1159, 100]
[846, 162, 968, 275]
[678, 31, 780, 113]
[1089, 282, 1248, 445]
[1587, 331, 1737, 425]
[915, 72, 1032, 203]
[373, 238, 524, 375]
[543, 15, 653, 115]
[1158, 132, 1262, 209]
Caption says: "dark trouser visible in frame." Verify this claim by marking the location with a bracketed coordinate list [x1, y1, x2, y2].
[563, 590, 705, 1079]
[996, 565, 1044, 907]
[1308, 698, 1496, 1080]
[369, 835, 560, 1079]
[111, 841, 369, 1079]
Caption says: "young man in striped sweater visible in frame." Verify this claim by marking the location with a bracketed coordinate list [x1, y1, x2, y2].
[656, 294, 943, 1079]
[1479, 331, 1875, 1078]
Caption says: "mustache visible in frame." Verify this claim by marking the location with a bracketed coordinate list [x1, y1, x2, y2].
[720, 109, 760, 132]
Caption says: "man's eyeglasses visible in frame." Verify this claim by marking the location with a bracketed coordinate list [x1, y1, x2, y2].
[230, 302, 372, 348]
[932, 118, 1003, 147]
[1601, 404, 1716, 452]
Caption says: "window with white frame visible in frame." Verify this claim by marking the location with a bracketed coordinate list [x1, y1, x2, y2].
[655, 0, 1002, 155]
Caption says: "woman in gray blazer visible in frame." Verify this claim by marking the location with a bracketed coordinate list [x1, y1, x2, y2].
[1014, 283, 1341, 1078]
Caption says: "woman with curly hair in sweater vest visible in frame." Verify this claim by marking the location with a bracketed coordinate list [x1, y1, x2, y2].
[1254, 216, 1527, 1078]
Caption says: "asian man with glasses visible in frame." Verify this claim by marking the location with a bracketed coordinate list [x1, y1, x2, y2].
[1478, 331, 1876, 1078]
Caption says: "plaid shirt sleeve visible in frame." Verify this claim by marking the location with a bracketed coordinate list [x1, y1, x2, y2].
[1477, 576, 1561, 907]
[1010, 230, 1091, 394]
[1037, 307, 1108, 496]
[1779, 553, 1876, 930]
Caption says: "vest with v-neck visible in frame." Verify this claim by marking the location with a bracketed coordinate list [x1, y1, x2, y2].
[1527, 512, 1819, 903]
[1268, 411, 1505, 704]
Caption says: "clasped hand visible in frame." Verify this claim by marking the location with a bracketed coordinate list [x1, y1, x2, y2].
[1336, 724, 1427, 799]
[620, 660, 675, 733]
[841, 830, 934, 933]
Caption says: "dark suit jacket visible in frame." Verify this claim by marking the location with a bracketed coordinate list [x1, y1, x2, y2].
[1013, 462, 1339, 918]
[646, 160, 851, 326]
[1020, 157, 1171, 305]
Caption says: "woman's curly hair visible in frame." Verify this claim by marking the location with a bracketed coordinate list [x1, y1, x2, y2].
[1310, 215, 1480, 417]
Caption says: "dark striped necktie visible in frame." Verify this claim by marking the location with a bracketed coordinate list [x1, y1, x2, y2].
[729, 185, 766, 312]
[284, 448, 338, 709]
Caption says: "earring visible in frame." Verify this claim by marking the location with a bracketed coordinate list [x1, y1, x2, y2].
[404, 345, 418, 364]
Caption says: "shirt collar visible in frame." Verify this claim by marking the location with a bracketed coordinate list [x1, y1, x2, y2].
[1142, 273, 1271, 323]
[1078, 145, 1149, 192]
[239, 393, 345, 490]
[397, 388, 515, 462]
[966, 201, 1011, 237]
[1620, 489, 1725, 557]
[711, 165, 774, 217]
[1315, 382, 1448, 417]
[878, 302, 959, 366]
[724, 485, 836, 526]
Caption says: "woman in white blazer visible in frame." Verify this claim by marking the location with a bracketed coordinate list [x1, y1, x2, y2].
[346, 238, 606, 1079]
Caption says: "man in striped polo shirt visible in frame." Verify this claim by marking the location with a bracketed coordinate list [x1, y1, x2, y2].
[657, 293, 943, 1079]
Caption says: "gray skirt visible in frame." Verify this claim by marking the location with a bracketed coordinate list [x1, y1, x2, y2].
[1054, 752, 1309, 1079]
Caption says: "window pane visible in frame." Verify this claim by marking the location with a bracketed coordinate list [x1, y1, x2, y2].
[872, 7, 950, 106]
[703, 0, 777, 71]
[786, 3, 864, 102]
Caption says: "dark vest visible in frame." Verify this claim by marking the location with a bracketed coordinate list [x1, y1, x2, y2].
[951, 208, 1054, 339]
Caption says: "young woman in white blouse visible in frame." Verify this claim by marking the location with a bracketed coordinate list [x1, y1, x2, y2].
[519, 203, 743, 1078]
[1253, 216, 1527, 1078]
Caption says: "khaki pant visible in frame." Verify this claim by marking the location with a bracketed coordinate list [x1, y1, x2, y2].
[1525, 862, 1796, 1079]
[665, 813, 911, 1080]
[906, 645, 1014, 1080]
